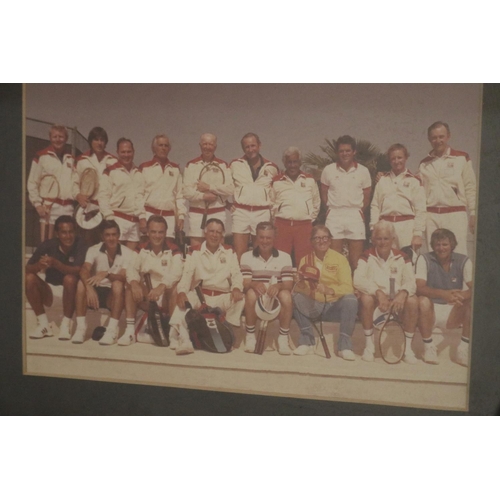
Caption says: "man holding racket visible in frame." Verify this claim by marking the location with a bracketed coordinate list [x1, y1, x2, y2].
[230, 133, 279, 261]
[98, 138, 143, 250]
[416, 228, 473, 366]
[73, 127, 117, 244]
[26, 215, 87, 340]
[121, 215, 183, 346]
[240, 221, 294, 354]
[170, 218, 245, 355]
[138, 134, 186, 241]
[183, 133, 234, 248]
[418, 121, 476, 255]
[27, 124, 76, 243]
[271, 147, 320, 267]
[293, 225, 358, 360]
[320, 135, 372, 270]
[72, 220, 135, 344]
[354, 221, 418, 363]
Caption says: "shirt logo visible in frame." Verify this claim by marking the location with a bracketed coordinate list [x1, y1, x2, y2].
[390, 266, 398, 275]
[301, 181, 306, 187]
[447, 162, 454, 168]
[403, 181, 410, 187]
[451, 277, 457, 283]
[169, 171, 174, 176]
[69, 256, 75, 263]
[326, 264, 338, 273]
[161, 259, 168, 266]
[220, 256, 226, 264]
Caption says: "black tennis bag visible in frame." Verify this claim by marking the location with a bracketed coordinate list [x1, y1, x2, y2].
[185, 303, 234, 353]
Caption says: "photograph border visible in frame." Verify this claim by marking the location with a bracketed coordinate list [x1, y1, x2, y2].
[3, 83, 500, 415]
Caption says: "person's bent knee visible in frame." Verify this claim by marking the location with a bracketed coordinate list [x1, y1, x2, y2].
[418, 295, 433, 311]
[63, 274, 78, 288]
[25, 272, 39, 289]
[111, 280, 124, 294]
[359, 293, 375, 307]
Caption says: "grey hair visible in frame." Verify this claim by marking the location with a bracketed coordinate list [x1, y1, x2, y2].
[372, 220, 396, 239]
[282, 146, 302, 164]
[151, 134, 170, 153]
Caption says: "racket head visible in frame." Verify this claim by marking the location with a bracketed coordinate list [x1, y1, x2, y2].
[39, 175, 60, 204]
[292, 278, 326, 322]
[378, 315, 405, 364]
[80, 168, 99, 198]
[199, 163, 225, 188]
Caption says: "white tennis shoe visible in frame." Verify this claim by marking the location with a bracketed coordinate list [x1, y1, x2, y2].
[30, 323, 53, 339]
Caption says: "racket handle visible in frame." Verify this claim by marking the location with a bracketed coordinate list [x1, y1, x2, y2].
[144, 273, 153, 292]
[389, 277, 395, 300]
[254, 321, 267, 355]
[200, 207, 208, 230]
[320, 335, 332, 359]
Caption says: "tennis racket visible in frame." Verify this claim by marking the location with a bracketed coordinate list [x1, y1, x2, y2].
[144, 273, 170, 347]
[292, 278, 331, 359]
[80, 167, 98, 200]
[378, 277, 405, 364]
[39, 174, 60, 222]
[198, 162, 225, 229]
[254, 290, 275, 355]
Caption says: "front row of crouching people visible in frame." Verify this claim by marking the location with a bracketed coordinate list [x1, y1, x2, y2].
[26, 215, 472, 367]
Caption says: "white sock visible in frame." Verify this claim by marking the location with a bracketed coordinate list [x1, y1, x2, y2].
[125, 318, 135, 333]
[404, 331, 414, 354]
[37, 313, 48, 327]
[60, 316, 71, 329]
[76, 316, 86, 328]
[460, 337, 470, 349]
[364, 329, 374, 349]
[107, 318, 119, 333]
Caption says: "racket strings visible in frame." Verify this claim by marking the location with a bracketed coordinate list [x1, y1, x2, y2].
[379, 319, 405, 363]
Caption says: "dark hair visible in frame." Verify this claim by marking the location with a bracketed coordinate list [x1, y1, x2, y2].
[88, 126, 109, 147]
[241, 132, 261, 148]
[116, 137, 134, 150]
[204, 218, 225, 232]
[336, 135, 356, 150]
[427, 121, 450, 137]
[100, 219, 121, 236]
[430, 228, 457, 251]
[54, 215, 76, 233]
[147, 214, 167, 229]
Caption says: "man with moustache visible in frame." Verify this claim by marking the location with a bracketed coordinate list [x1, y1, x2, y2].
[98, 138, 143, 250]
[230, 133, 279, 261]
[183, 133, 234, 247]
[138, 134, 185, 241]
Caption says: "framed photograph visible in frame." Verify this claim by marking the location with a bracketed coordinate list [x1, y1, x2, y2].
[6, 83, 500, 414]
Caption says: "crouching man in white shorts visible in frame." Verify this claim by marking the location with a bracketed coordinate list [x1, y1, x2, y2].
[73, 220, 135, 344]
[416, 228, 473, 366]
[170, 218, 245, 355]
[121, 215, 183, 346]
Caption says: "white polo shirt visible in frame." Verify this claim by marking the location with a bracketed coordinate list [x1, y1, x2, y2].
[177, 242, 243, 294]
[353, 247, 416, 296]
[240, 248, 293, 284]
[126, 241, 184, 289]
[321, 162, 372, 209]
[84, 243, 136, 288]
